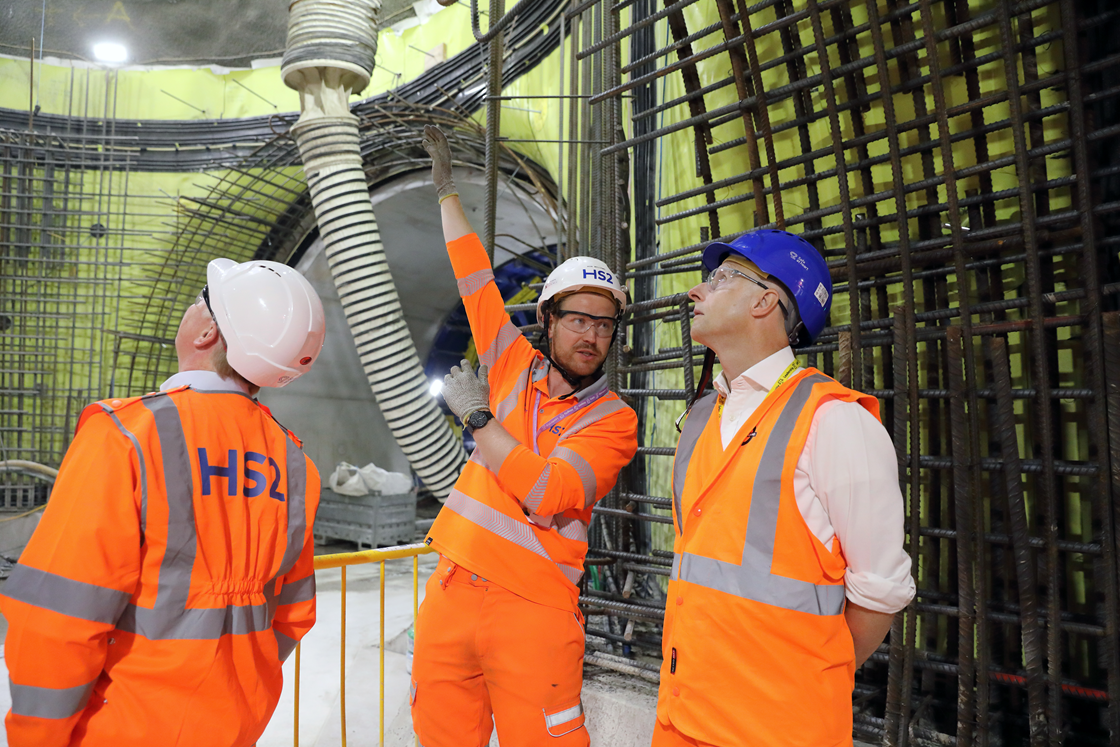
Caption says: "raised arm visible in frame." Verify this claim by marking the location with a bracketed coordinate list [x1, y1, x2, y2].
[422, 125, 473, 242]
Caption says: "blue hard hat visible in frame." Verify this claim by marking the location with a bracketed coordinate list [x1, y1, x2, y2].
[701, 229, 832, 347]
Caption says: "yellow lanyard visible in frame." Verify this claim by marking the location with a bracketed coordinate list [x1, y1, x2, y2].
[716, 359, 801, 417]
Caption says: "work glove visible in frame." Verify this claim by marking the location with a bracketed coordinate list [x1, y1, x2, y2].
[421, 124, 459, 204]
[442, 359, 490, 422]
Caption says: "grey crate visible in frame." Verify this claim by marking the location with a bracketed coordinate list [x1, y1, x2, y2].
[314, 488, 417, 549]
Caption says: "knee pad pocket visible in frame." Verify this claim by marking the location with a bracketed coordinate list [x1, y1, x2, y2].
[543, 700, 585, 737]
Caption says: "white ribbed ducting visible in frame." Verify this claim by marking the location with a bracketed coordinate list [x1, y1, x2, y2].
[283, 0, 466, 498]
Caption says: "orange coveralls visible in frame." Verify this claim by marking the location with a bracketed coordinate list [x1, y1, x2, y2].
[0, 385, 320, 747]
[412, 233, 638, 747]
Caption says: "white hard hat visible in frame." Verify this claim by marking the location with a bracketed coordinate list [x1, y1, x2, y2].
[206, 258, 326, 388]
[536, 257, 627, 324]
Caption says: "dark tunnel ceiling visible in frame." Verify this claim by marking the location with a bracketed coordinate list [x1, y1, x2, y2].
[0, 0, 419, 68]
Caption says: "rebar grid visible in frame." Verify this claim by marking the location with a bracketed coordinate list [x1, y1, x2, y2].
[569, 0, 1120, 744]
[0, 126, 172, 475]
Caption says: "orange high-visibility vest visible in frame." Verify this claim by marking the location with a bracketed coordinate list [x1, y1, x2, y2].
[426, 233, 638, 613]
[0, 386, 320, 747]
[658, 369, 880, 747]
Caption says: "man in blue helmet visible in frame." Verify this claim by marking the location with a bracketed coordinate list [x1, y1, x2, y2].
[653, 230, 915, 747]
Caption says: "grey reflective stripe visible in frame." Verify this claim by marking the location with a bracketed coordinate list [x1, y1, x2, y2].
[558, 397, 630, 442]
[672, 393, 717, 534]
[545, 702, 584, 728]
[469, 446, 490, 471]
[456, 268, 495, 297]
[523, 464, 551, 513]
[556, 564, 583, 585]
[275, 629, 297, 662]
[554, 514, 588, 544]
[10, 678, 96, 720]
[126, 394, 304, 640]
[99, 403, 148, 533]
[532, 357, 549, 382]
[2, 564, 130, 625]
[143, 396, 196, 614]
[551, 447, 597, 508]
[573, 375, 608, 402]
[277, 573, 316, 606]
[117, 602, 271, 639]
[675, 374, 846, 616]
[478, 321, 523, 369]
[279, 436, 307, 578]
[495, 368, 530, 422]
[445, 488, 583, 585]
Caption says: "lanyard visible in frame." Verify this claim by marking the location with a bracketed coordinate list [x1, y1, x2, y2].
[531, 387, 609, 455]
[716, 359, 801, 417]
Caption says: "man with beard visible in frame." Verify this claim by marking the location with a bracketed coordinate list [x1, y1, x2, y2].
[411, 125, 638, 747]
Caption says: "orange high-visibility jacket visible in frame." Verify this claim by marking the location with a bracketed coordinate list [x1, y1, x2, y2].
[658, 369, 879, 747]
[426, 233, 638, 613]
[0, 386, 320, 747]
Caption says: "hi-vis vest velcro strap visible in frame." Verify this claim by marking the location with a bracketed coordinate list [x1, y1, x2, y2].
[671, 373, 846, 617]
[444, 488, 584, 585]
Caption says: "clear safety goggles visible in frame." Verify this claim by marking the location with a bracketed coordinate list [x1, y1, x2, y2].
[705, 266, 789, 320]
[555, 309, 617, 338]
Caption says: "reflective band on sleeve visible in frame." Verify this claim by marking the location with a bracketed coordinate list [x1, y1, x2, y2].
[551, 447, 597, 508]
[99, 403, 149, 534]
[10, 678, 95, 720]
[494, 369, 530, 423]
[675, 374, 846, 616]
[445, 489, 583, 586]
[456, 268, 495, 298]
[555, 564, 583, 585]
[544, 702, 584, 729]
[277, 573, 316, 607]
[279, 437, 308, 578]
[478, 321, 523, 369]
[275, 629, 297, 662]
[672, 393, 717, 534]
[2, 565, 130, 625]
[522, 465, 551, 513]
[468, 446, 490, 471]
[558, 397, 629, 442]
[553, 515, 588, 544]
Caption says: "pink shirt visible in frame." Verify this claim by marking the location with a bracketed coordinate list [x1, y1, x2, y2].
[712, 347, 916, 614]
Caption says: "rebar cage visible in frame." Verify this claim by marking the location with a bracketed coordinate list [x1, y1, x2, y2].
[564, 0, 1120, 744]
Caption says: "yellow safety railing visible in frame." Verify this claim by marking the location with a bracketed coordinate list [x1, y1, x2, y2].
[293, 542, 436, 747]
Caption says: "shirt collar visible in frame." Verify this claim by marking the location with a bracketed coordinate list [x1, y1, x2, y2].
[161, 370, 251, 396]
[713, 347, 795, 398]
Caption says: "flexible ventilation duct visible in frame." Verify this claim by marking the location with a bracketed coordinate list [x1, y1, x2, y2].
[282, 0, 466, 498]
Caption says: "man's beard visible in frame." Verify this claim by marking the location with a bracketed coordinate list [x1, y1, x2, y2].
[555, 343, 606, 379]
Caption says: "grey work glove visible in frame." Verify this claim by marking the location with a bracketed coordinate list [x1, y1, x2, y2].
[443, 359, 490, 422]
[421, 125, 458, 203]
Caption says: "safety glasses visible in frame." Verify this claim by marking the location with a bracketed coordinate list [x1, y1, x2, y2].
[555, 309, 617, 338]
[197, 285, 215, 317]
[705, 266, 789, 320]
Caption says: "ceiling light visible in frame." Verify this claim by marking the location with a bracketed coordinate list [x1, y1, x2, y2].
[429, 378, 443, 397]
[93, 43, 128, 64]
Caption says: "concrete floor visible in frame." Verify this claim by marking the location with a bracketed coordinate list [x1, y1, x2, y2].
[0, 531, 868, 746]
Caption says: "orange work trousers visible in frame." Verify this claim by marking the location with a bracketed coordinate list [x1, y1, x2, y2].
[651, 719, 721, 747]
[411, 555, 589, 747]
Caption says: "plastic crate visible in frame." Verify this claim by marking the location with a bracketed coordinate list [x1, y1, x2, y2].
[313, 488, 417, 549]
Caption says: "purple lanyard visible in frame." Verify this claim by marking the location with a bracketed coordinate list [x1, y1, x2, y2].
[531, 387, 609, 455]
